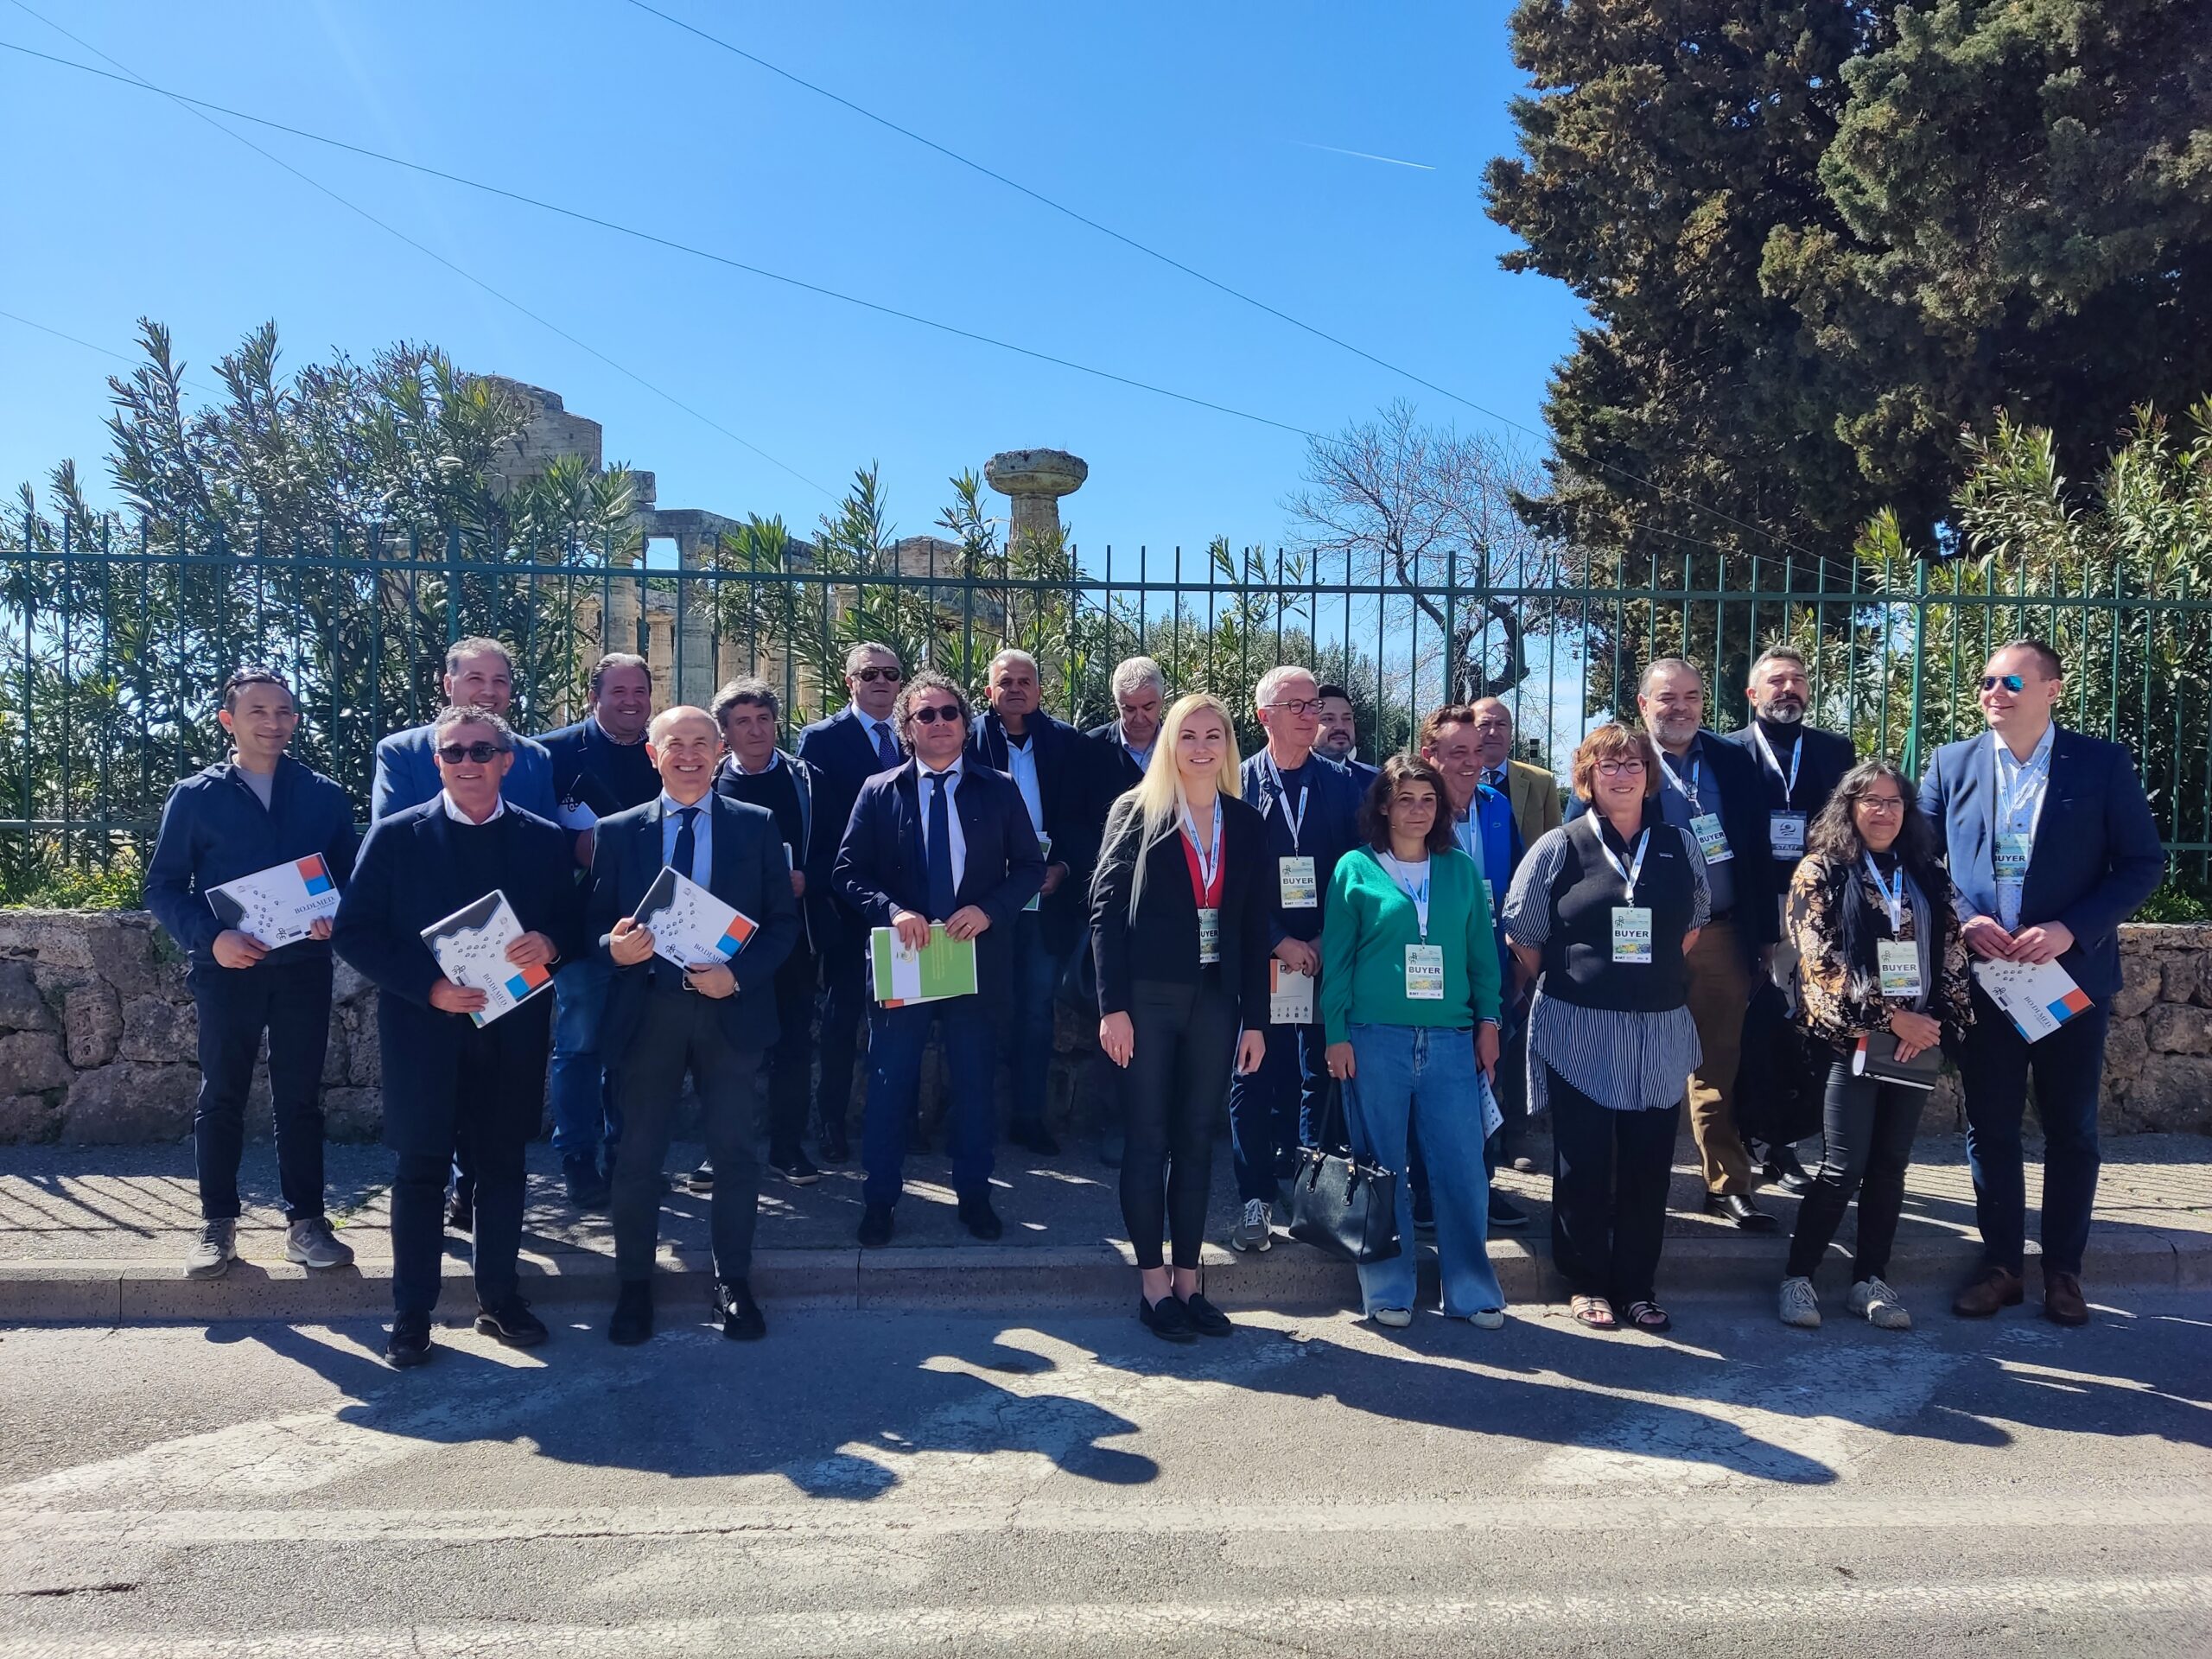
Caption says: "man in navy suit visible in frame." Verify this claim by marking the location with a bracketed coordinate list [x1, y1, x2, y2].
[1315, 683, 1379, 790]
[795, 640, 908, 1163]
[968, 647, 1102, 1155]
[835, 669, 1046, 1247]
[589, 707, 800, 1345]
[1920, 639, 2162, 1326]
[1087, 655, 1167, 806]
[332, 707, 584, 1369]
[371, 637, 557, 822]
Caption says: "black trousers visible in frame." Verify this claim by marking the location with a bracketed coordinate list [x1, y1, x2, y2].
[391, 1026, 525, 1317]
[1548, 1064, 1681, 1306]
[1785, 1051, 1926, 1282]
[814, 939, 868, 1136]
[1738, 980, 1824, 1151]
[189, 956, 333, 1222]
[766, 945, 817, 1156]
[611, 989, 765, 1284]
[1121, 975, 1240, 1270]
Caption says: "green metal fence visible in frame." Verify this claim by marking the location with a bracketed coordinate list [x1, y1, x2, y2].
[3, 512, 2208, 894]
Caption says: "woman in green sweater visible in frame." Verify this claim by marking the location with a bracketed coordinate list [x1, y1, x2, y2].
[1321, 754, 1505, 1327]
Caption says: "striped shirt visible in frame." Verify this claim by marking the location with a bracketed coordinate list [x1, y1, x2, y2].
[1501, 823, 1710, 1115]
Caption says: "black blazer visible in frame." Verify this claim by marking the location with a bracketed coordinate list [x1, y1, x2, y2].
[1089, 791, 1271, 1029]
[541, 716, 661, 821]
[967, 709, 1104, 955]
[714, 749, 835, 951]
[1721, 721, 1855, 867]
[587, 792, 803, 1063]
[1086, 720, 1153, 803]
[796, 707, 902, 950]
[834, 761, 1046, 998]
[330, 802, 584, 1159]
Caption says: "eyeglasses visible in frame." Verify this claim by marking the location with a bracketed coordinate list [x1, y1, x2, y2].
[1265, 699, 1319, 716]
[1980, 674, 2025, 693]
[851, 667, 902, 683]
[908, 704, 963, 725]
[435, 741, 506, 764]
[1594, 759, 1646, 776]
[1858, 796, 1907, 813]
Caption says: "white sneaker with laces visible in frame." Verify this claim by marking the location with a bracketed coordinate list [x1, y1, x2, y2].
[1848, 1275, 1911, 1330]
[1778, 1275, 1821, 1328]
[285, 1216, 355, 1269]
[1230, 1197, 1273, 1253]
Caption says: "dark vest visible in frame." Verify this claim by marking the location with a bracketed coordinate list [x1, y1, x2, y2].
[1541, 816, 1697, 1014]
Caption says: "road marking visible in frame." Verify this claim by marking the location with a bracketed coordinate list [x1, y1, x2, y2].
[1, 1575, 2208, 1656]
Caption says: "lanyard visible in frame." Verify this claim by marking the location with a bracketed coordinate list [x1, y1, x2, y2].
[1751, 726, 1802, 807]
[1260, 753, 1309, 850]
[1378, 851, 1432, 940]
[1594, 828, 1650, 903]
[1179, 799, 1224, 903]
[1662, 753, 1705, 813]
[1863, 853, 1908, 931]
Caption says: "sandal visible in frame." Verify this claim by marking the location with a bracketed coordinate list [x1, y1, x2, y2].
[1624, 1300, 1672, 1333]
[1570, 1294, 1617, 1330]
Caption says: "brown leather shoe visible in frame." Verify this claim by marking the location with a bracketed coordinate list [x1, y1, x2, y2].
[2043, 1270, 2090, 1327]
[1952, 1265, 2025, 1318]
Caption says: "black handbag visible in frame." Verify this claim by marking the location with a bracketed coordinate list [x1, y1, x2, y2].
[1282, 1078, 1401, 1264]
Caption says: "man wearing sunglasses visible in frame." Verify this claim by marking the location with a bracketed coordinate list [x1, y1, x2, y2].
[1920, 639, 2162, 1327]
[334, 707, 585, 1369]
[834, 671, 1046, 1248]
[796, 642, 909, 1165]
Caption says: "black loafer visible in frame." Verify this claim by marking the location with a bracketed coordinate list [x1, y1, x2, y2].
[687, 1161, 715, 1193]
[857, 1202, 894, 1249]
[1488, 1192, 1530, 1230]
[1177, 1291, 1233, 1337]
[385, 1312, 434, 1369]
[957, 1195, 1004, 1241]
[820, 1124, 851, 1165]
[563, 1156, 611, 1210]
[1140, 1294, 1196, 1343]
[1009, 1122, 1060, 1157]
[1763, 1147, 1815, 1193]
[715, 1278, 766, 1341]
[1704, 1192, 1779, 1231]
[474, 1296, 550, 1346]
[608, 1281, 653, 1345]
[770, 1149, 821, 1187]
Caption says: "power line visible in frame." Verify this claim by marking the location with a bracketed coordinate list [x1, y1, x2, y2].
[620, 0, 1824, 563]
[0, 306, 224, 397]
[3, 6, 836, 501]
[0, 34, 1322, 444]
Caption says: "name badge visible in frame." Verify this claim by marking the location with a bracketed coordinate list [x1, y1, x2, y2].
[1197, 906, 1221, 964]
[1025, 833, 1052, 912]
[1404, 943, 1445, 1000]
[1690, 812, 1733, 864]
[1878, 939, 1923, 1000]
[1612, 906, 1654, 963]
[1770, 811, 1807, 859]
[1993, 830, 2031, 884]
[1278, 855, 1318, 908]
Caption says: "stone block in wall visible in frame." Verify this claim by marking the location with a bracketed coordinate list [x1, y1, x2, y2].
[83, 917, 166, 1000]
[321, 1023, 350, 1087]
[1922, 1067, 1965, 1132]
[2112, 953, 2163, 1020]
[61, 1062, 197, 1143]
[0, 1092, 62, 1142]
[346, 1017, 382, 1088]
[2104, 1016, 2149, 1084]
[2145, 1003, 2212, 1057]
[61, 982, 122, 1070]
[322, 1086, 383, 1142]
[0, 912, 96, 970]
[0, 960, 56, 1033]
[333, 958, 372, 1006]
[0, 1029, 73, 1095]
[2120, 1054, 2212, 1136]
[117, 995, 198, 1064]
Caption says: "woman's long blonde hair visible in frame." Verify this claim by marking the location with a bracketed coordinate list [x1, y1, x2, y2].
[1115, 691, 1243, 918]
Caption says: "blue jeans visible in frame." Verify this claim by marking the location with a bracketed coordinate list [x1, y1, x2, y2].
[1001, 912, 1070, 1130]
[1961, 983, 2110, 1277]
[1343, 1023, 1502, 1318]
[862, 995, 999, 1208]
[1229, 1014, 1324, 1203]
[548, 955, 619, 1164]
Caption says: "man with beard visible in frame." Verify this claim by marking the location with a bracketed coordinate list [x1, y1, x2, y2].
[1725, 646, 1855, 1190]
[1313, 684, 1377, 788]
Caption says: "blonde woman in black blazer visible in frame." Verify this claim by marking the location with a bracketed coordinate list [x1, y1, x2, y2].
[1091, 692, 1269, 1342]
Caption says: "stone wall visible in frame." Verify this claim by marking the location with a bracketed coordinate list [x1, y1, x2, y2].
[0, 910, 2204, 1144]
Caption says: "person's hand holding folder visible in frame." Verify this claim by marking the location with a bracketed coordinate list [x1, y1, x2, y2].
[1889, 1007, 1942, 1063]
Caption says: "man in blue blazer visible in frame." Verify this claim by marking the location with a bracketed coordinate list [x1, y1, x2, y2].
[1920, 639, 2163, 1326]
[371, 638, 557, 823]
[835, 669, 1046, 1248]
[795, 640, 909, 1163]
[588, 706, 800, 1345]
[332, 707, 584, 1369]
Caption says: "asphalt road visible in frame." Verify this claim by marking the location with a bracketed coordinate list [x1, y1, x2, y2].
[2, 1289, 2209, 1657]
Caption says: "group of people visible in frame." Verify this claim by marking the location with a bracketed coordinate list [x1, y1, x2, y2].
[143, 626, 2161, 1367]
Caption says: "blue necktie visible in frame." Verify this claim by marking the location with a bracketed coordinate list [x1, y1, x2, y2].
[925, 773, 957, 920]
[873, 721, 900, 771]
[671, 805, 699, 884]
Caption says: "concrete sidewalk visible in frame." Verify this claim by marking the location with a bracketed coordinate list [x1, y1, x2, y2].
[3, 1130, 2208, 1322]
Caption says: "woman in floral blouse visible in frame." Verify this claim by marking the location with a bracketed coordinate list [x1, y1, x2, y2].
[1780, 760, 1974, 1332]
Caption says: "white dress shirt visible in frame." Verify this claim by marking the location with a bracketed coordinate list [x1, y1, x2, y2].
[440, 790, 505, 824]
[1002, 732, 1046, 836]
[849, 702, 900, 767]
[917, 760, 968, 891]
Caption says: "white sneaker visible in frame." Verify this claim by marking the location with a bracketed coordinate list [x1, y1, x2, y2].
[183, 1219, 236, 1280]
[1230, 1198, 1273, 1253]
[1778, 1275, 1821, 1328]
[285, 1216, 355, 1269]
[1469, 1308, 1505, 1331]
[1372, 1307, 1413, 1329]
[1848, 1275, 1912, 1330]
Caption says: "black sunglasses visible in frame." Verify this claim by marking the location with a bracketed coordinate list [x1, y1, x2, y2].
[1980, 674, 2025, 693]
[435, 741, 506, 764]
[852, 667, 903, 683]
[908, 704, 963, 725]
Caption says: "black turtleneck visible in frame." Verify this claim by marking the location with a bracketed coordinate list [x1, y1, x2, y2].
[1754, 714, 1805, 750]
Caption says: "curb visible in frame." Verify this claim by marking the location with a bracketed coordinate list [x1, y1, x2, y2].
[3, 1224, 2204, 1324]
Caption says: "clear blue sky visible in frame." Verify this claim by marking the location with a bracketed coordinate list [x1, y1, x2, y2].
[0, 1, 1581, 555]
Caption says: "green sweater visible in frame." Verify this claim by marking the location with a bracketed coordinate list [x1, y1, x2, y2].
[1319, 846, 1502, 1045]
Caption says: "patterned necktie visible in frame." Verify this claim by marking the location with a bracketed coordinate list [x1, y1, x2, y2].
[873, 721, 900, 771]
[925, 773, 957, 920]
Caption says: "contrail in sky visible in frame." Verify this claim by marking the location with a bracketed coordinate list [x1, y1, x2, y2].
[1290, 140, 1435, 171]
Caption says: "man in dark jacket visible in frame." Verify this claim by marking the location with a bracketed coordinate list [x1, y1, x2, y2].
[1083, 655, 1169, 1165]
[836, 671, 1046, 1248]
[145, 667, 359, 1282]
[967, 648, 1102, 1154]
[590, 706, 799, 1345]
[333, 707, 584, 1369]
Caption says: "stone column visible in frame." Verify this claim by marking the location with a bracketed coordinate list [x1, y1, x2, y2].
[676, 531, 717, 707]
[984, 449, 1088, 553]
